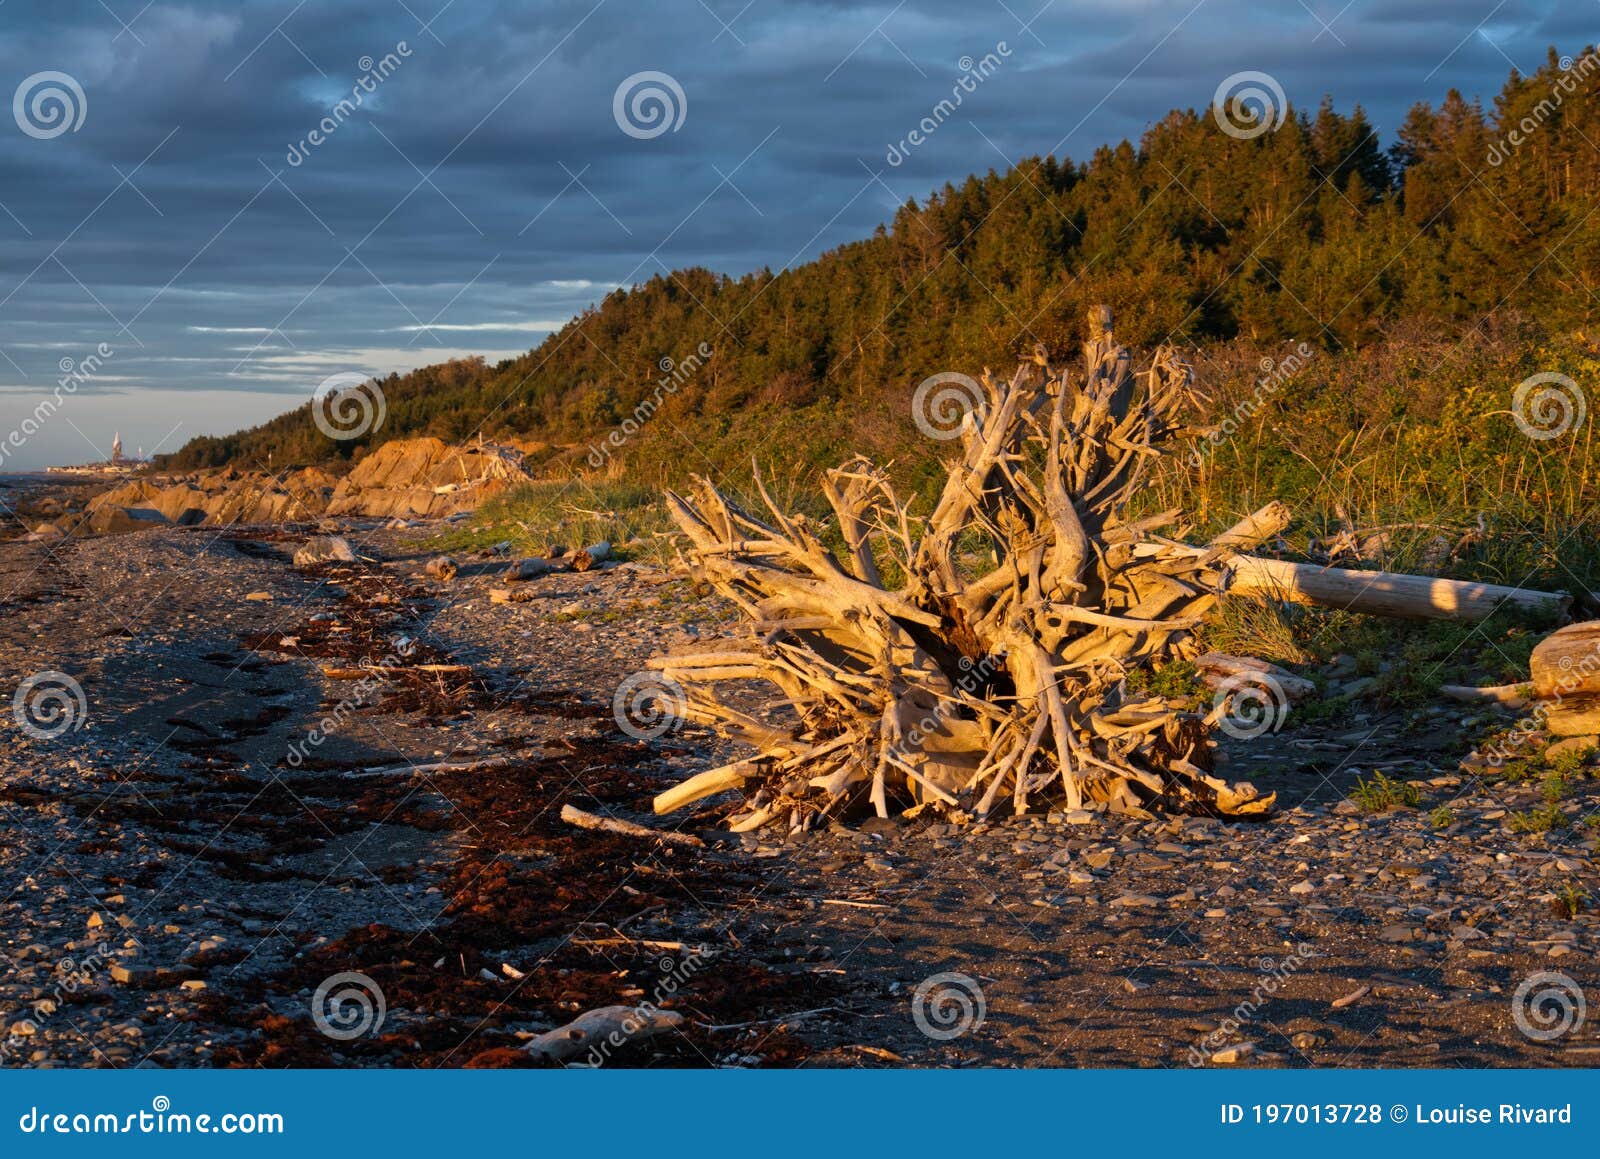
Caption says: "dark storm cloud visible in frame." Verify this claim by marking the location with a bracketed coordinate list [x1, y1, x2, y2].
[0, 0, 1580, 465]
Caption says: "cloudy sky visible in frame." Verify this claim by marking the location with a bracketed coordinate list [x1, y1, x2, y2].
[0, 0, 1583, 468]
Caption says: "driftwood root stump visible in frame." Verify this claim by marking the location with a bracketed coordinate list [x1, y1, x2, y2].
[650, 310, 1277, 830]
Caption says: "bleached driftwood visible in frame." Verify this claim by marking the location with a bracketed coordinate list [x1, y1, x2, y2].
[1193, 652, 1317, 703]
[524, 1006, 684, 1062]
[648, 308, 1275, 828]
[1223, 556, 1567, 622]
[1530, 622, 1600, 699]
[1439, 683, 1532, 707]
[558, 803, 704, 847]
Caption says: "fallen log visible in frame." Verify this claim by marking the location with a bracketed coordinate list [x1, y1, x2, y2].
[1541, 697, 1600, 737]
[1193, 652, 1317, 703]
[1224, 556, 1568, 622]
[1530, 622, 1600, 699]
[558, 803, 704, 847]
[573, 541, 612, 571]
[504, 557, 557, 581]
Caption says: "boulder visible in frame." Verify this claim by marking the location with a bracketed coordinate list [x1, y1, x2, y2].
[86, 505, 169, 535]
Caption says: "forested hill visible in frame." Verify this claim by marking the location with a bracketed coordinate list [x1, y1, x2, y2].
[166, 47, 1600, 478]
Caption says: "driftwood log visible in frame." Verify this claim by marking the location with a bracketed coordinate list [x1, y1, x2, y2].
[649, 309, 1278, 828]
[1224, 556, 1568, 622]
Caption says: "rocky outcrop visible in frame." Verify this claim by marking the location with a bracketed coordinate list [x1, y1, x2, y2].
[325, 438, 531, 519]
[85, 505, 171, 535]
[75, 439, 534, 533]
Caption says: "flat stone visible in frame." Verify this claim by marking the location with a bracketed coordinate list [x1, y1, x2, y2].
[1210, 1042, 1256, 1064]
[1111, 893, 1162, 908]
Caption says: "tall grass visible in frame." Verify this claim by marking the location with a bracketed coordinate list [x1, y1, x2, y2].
[450, 322, 1599, 609]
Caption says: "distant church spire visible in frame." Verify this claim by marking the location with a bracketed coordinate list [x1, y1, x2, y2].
[111, 431, 123, 462]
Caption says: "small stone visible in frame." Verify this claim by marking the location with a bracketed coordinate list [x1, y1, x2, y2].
[109, 964, 155, 987]
[1289, 880, 1314, 895]
[1122, 977, 1150, 994]
[1211, 1041, 1256, 1064]
[86, 913, 104, 929]
[179, 980, 206, 992]
[1291, 1031, 1323, 1050]
[244, 591, 273, 602]
[1111, 893, 1161, 908]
